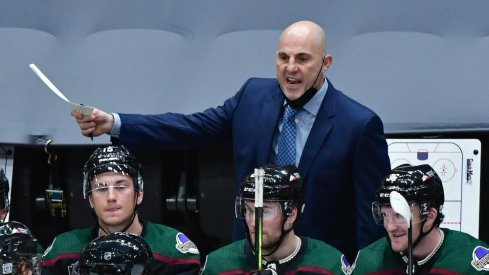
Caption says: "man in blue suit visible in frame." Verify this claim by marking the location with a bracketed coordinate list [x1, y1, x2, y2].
[72, 20, 390, 260]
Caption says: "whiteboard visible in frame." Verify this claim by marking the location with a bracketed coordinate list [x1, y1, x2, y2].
[387, 139, 481, 238]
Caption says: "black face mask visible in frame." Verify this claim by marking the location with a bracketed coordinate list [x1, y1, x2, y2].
[283, 56, 325, 109]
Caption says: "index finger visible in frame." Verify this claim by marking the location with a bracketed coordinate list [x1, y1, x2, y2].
[71, 109, 85, 119]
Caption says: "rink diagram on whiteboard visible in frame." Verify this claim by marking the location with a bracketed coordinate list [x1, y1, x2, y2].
[387, 139, 481, 238]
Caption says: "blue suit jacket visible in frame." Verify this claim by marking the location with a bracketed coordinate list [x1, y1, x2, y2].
[117, 78, 391, 260]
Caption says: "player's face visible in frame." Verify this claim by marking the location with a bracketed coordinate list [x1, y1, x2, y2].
[382, 205, 423, 253]
[0, 207, 7, 221]
[89, 171, 142, 231]
[245, 201, 285, 251]
[17, 263, 33, 275]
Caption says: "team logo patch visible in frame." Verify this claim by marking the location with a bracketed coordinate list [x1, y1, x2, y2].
[417, 149, 428, 160]
[104, 251, 112, 260]
[471, 246, 489, 271]
[386, 173, 398, 182]
[175, 232, 199, 254]
[341, 254, 354, 275]
[2, 263, 13, 274]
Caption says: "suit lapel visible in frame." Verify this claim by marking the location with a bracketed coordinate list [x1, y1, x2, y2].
[257, 84, 284, 165]
[298, 80, 338, 178]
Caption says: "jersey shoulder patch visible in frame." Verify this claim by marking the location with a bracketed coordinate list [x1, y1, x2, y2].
[472, 246, 489, 271]
[175, 232, 199, 254]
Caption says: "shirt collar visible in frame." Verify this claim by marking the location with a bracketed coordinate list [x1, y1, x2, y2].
[302, 78, 328, 116]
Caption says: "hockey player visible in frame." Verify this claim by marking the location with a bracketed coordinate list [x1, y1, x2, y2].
[0, 221, 42, 275]
[0, 171, 42, 275]
[71, 232, 152, 274]
[201, 165, 347, 274]
[351, 164, 489, 274]
[41, 145, 200, 274]
[0, 168, 10, 221]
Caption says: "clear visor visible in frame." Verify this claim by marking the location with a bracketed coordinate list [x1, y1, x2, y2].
[0, 221, 30, 236]
[84, 169, 136, 198]
[235, 198, 283, 222]
[88, 182, 132, 196]
[372, 201, 428, 225]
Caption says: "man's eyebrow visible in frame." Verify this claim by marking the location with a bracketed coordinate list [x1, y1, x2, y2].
[276, 52, 313, 60]
[296, 52, 312, 57]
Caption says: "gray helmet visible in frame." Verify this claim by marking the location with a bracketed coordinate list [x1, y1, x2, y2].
[83, 146, 143, 199]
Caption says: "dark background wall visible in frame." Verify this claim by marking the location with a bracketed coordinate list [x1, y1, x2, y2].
[1, 0, 488, 256]
[9, 145, 236, 255]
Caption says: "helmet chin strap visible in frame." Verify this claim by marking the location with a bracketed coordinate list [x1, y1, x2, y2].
[410, 220, 436, 250]
[283, 56, 325, 109]
[244, 214, 292, 259]
[262, 218, 292, 257]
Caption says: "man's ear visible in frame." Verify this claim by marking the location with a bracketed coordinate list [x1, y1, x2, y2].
[286, 207, 298, 229]
[322, 54, 333, 73]
[88, 196, 94, 208]
[137, 191, 144, 205]
[424, 208, 438, 227]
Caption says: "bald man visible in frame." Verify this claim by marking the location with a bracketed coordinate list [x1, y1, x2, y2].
[72, 20, 390, 260]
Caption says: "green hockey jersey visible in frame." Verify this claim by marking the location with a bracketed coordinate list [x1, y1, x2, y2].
[351, 228, 489, 274]
[201, 236, 348, 274]
[41, 220, 200, 274]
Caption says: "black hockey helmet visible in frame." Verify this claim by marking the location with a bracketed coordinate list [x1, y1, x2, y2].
[235, 165, 305, 219]
[76, 232, 153, 275]
[0, 221, 41, 275]
[0, 169, 9, 215]
[83, 146, 143, 199]
[373, 164, 444, 225]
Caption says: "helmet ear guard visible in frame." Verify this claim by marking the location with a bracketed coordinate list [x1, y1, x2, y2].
[282, 201, 296, 217]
